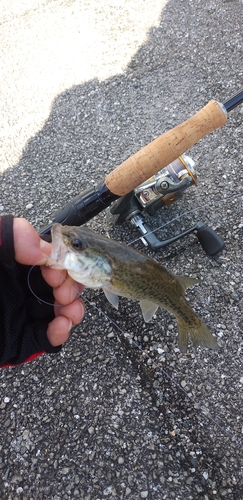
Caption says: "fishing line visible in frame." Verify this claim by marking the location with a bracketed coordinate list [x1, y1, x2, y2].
[27, 261, 243, 450]
[82, 293, 243, 450]
[27, 261, 80, 307]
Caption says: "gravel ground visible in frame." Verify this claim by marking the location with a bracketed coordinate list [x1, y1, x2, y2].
[1, 0, 243, 499]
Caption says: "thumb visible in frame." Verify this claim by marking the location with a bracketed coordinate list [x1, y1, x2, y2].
[13, 218, 51, 266]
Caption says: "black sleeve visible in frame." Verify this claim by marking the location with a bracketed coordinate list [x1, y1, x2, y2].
[0, 216, 62, 367]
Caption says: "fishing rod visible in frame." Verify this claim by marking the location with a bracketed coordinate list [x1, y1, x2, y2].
[41, 89, 243, 253]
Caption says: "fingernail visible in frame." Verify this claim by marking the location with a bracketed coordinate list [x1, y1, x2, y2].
[68, 319, 73, 332]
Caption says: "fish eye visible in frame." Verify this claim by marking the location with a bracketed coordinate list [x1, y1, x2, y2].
[71, 238, 83, 250]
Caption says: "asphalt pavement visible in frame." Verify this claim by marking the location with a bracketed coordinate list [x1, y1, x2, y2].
[0, 0, 243, 499]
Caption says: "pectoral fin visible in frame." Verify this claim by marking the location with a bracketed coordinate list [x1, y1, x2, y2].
[103, 288, 119, 309]
[140, 299, 158, 322]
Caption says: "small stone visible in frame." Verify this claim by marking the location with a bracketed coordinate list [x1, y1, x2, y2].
[4, 397, 10, 403]
[118, 457, 124, 464]
[26, 203, 33, 209]
[141, 491, 148, 498]
[61, 468, 69, 475]
[10, 475, 22, 483]
[45, 388, 53, 396]
[22, 430, 29, 439]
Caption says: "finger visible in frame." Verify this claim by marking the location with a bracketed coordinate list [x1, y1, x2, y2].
[54, 298, 85, 325]
[53, 277, 84, 305]
[13, 218, 51, 265]
[46, 316, 72, 346]
[41, 266, 67, 288]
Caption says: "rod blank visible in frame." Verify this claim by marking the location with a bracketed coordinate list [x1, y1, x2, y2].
[223, 89, 243, 112]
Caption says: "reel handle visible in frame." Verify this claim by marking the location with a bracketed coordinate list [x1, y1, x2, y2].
[105, 100, 227, 196]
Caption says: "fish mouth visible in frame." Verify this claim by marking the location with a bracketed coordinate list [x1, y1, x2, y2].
[46, 223, 69, 269]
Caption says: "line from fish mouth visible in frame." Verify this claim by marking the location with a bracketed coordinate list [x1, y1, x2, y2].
[80, 292, 243, 452]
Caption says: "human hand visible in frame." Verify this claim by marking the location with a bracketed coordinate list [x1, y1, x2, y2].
[13, 218, 85, 346]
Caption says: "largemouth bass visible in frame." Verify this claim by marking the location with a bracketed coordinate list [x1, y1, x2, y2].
[47, 223, 218, 353]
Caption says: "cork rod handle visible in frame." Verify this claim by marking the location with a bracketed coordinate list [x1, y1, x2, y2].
[105, 100, 227, 196]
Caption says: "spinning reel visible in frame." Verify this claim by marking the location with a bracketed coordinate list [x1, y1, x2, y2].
[109, 155, 224, 255]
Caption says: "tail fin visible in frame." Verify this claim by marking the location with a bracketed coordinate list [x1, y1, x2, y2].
[177, 319, 218, 354]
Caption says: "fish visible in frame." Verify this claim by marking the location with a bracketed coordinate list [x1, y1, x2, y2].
[47, 223, 218, 354]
